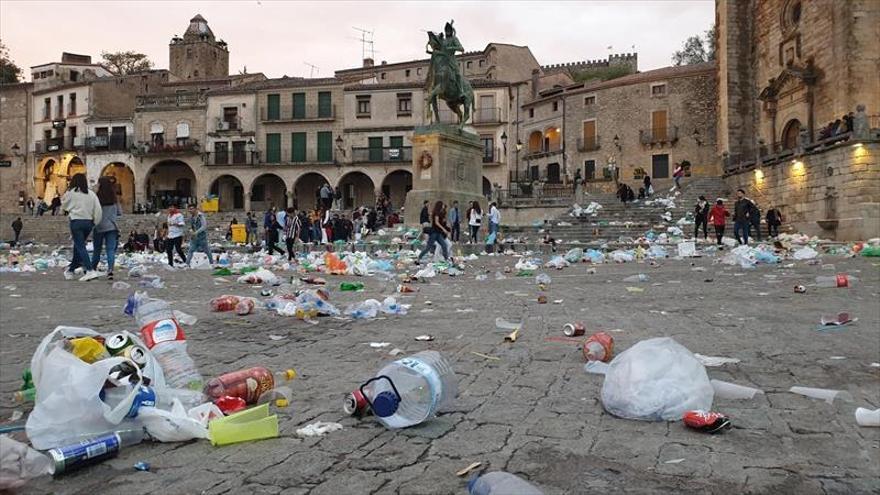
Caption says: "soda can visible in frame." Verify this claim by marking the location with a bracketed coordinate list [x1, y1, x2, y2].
[105, 333, 132, 356]
[563, 322, 586, 337]
[343, 390, 370, 417]
[793, 285, 806, 293]
[123, 345, 148, 368]
[683, 410, 732, 434]
[48, 432, 122, 475]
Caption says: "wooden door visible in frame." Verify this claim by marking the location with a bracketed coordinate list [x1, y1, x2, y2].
[651, 110, 667, 140]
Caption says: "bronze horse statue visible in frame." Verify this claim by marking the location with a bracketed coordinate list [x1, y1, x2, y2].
[424, 21, 474, 128]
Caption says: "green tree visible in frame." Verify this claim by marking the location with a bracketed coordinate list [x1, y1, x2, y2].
[0, 39, 23, 84]
[672, 24, 717, 66]
[101, 51, 154, 75]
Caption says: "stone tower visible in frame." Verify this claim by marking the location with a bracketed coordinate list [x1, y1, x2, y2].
[169, 14, 229, 80]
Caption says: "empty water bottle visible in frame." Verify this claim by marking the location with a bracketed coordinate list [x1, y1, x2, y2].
[468, 472, 543, 495]
[815, 274, 858, 288]
[623, 273, 650, 283]
[135, 298, 203, 390]
[359, 351, 457, 429]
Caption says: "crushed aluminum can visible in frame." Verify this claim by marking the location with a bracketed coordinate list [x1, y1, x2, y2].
[683, 410, 732, 434]
[343, 390, 371, 417]
[563, 322, 586, 337]
[123, 345, 148, 368]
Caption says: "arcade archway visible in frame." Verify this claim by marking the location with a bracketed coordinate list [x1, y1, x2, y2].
[381, 170, 412, 211]
[145, 160, 197, 209]
[338, 171, 375, 210]
[210, 175, 245, 211]
[101, 163, 136, 213]
[250, 174, 286, 212]
[294, 173, 330, 211]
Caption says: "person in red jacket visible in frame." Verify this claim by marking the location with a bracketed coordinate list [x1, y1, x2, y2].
[707, 199, 730, 248]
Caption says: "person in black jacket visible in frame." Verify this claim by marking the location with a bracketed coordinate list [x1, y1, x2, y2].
[693, 195, 710, 240]
[766, 205, 783, 238]
[11, 217, 23, 247]
[733, 189, 753, 245]
[749, 200, 762, 242]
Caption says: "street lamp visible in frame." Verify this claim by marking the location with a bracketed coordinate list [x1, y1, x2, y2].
[11, 143, 21, 156]
[612, 134, 621, 151]
[500, 131, 508, 155]
[246, 137, 256, 164]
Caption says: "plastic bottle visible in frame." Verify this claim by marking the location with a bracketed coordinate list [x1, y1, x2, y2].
[135, 298, 202, 390]
[203, 367, 296, 405]
[815, 274, 858, 288]
[623, 273, 650, 283]
[340, 282, 365, 291]
[359, 350, 457, 429]
[468, 472, 543, 495]
[48, 429, 145, 476]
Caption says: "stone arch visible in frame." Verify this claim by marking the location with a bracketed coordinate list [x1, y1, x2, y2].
[380, 169, 412, 211]
[35, 157, 60, 201]
[543, 126, 561, 151]
[528, 131, 543, 153]
[781, 118, 801, 150]
[209, 174, 245, 211]
[483, 176, 492, 198]
[294, 172, 331, 211]
[337, 171, 376, 210]
[145, 159, 197, 209]
[250, 173, 287, 212]
[101, 162, 136, 213]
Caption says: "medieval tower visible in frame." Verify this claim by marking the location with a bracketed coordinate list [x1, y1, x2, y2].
[169, 14, 229, 80]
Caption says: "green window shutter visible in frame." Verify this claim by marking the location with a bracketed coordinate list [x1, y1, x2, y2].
[292, 93, 305, 119]
[368, 137, 383, 162]
[291, 132, 307, 162]
[318, 92, 332, 118]
[266, 133, 281, 163]
[267, 94, 280, 120]
[317, 132, 333, 162]
[389, 136, 403, 148]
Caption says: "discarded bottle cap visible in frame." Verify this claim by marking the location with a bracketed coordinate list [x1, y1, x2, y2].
[282, 369, 297, 381]
[275, 398, 289, 408]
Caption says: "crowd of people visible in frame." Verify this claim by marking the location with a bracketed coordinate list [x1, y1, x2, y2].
[817, 112, 856, 141]
[700, 189, 783, 247]
[17, 194, 62, 217]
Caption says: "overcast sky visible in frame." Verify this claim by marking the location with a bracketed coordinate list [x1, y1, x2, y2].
[1, 1, 714, 80]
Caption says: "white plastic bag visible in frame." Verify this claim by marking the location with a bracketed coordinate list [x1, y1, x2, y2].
[677, 241, 696, 258]
[601, 337, 714, 421]
[0, 436, 53, 489]
[138, 399, 209, 442]
[189, 252, 212, 270]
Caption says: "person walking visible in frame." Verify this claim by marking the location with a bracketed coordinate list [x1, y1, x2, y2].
[693, 195, 710, 240]
[643, 175, 653, 197]
[733, 189, 753, 245]
[749, 199, 762, 243]
[283, 207, 302, 261]
[263, 207, 275, 248]
[88, 177, 121, 280]
[26, 197, 35, 216]
[672, 162, 685, 190]
[185, 204, 213, 267]
[708, 199, 730, 247]
[50, 196, 62, 216]
[320, 183, 333, 210]
[416, 201, 451, 264]
[447, 200, 461, 243]
[61, 173, 102, 280]
[766, 205, 783, 238]
[467, 201, 482, 243]
[488, 201, 501, 237]
[265, 213, 286, 256]
[165, 204, 187, 267]
[246, 212, 258, 245]
[11, 217, 23, 247]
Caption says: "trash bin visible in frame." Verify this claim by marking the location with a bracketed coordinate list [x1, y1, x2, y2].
[231, 224, 246, 244]
[201, 198, 219, 213]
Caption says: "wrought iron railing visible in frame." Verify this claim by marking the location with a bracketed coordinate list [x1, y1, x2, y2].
[350, 146, 412, 164]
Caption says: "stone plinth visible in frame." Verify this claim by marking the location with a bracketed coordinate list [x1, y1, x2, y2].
[404, 125, 485, 225]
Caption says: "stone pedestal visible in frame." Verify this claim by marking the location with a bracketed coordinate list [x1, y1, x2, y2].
[404, 125, 484, 225]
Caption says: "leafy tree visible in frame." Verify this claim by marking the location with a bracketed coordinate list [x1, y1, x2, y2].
[101, 51, 154, 75]
[672, 24, 717, 66]
[0, 39, 23, 84]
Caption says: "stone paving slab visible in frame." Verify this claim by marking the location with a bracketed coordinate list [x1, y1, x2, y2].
[1, 253, 878, 494]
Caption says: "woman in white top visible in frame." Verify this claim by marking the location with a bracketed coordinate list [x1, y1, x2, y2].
[61, 174, 102, 280]
[165, 204, 187, 267]
[467, 201, 482, 244]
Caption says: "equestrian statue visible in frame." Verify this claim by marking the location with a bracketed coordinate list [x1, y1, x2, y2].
[424, 20, 474, 128]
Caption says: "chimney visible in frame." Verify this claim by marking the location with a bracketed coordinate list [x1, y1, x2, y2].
[531, 69, 540, 99]
[363, 58, 374, 68]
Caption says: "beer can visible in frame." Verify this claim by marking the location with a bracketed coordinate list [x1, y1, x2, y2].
[343, 390, 370, 417]
[123, 345, 148, 368]
[563, 322, 586, 337]
[48, 432, 121, 475]
[105, 333, 132, 356]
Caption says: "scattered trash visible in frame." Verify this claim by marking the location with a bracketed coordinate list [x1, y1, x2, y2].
[625, 287, 644, 293]
[683, 410, 732, 434]
[204, 368, 296, 405]
[48, 429, 145, 475]
[563, 322, 586, 337]
[504, 328, 519, 343]
[664, 458, 686, 464]
[794, 285, 807, 293]
[855, 408, 880, 427]
[583, 361, 610, 375]
[710, 379, 763, 400]
[208, 403, 278, 446]
[112, 281, 131, 290]
[694, 354, 741, 367]
[369, 342, 391, 348]
[133, 461, 151, 472]
[792, 246, 819, 260]
[295, 421, 343, 437]
[583, 332, 613, 362]
[819, 312, 857, 328]
[456, 461, 483, 477]
[789, 386, 854, 404]
[815, 274, 858, 288]
[414, 335, 434, 341]
[535, 273, 552, 286]
[470, 351, 500, 361]
[468, 471, 543, 495]
[623, 273, 649, 283]
[0, 436, 53, 489]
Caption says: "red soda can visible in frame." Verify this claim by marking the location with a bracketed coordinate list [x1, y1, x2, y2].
[583, 331, 614, 362]
[343, 390, 371, 417]
[683, 410, 732, 434]
[563, 322, 586, 337]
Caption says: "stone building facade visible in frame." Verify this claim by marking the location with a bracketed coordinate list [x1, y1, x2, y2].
[0, 83, 32, 213]
[169, 15, 229, 80]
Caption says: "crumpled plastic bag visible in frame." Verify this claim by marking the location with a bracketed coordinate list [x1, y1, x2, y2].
[545, 256, 570, 269]
[237, 268, 279, 285]
[601, 337, 714, 421]
[610, 250, 635, 263]
[324, 253, 348, 274]
[793, 246, 819, 260]
[414, 266, 436, 279]
[345, 299, 382, 319]
[138, 399, 209, 442]
[0, 436, 53, 489]
[380, 296, 408, 315]
[585, 249, 605, 264]
[564, 248, 584, 263]
[514, 258, 538, 271]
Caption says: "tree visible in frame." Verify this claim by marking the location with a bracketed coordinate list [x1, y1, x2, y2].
[101, 51, 154, 75]
[0, 39, 23, 84]
[672, 24, 717, 66]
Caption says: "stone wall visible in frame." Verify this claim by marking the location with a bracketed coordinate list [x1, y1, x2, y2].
[91, 72, 170, 119]
[725, 140, 879, 240]
[169, 41, 229, 80]
[0, 83, 32, 213]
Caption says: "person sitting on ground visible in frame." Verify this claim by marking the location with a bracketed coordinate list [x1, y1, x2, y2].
[542, 231, 558, 253]
[153, 222, 167, 253]
[638, 187, 646, 199]
[123, 230, 138, 253]
[643, 175, 653, 196]
[135, 229, 150, 252]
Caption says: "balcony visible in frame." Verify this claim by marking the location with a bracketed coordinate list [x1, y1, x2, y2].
[214, 117, 241, 132]
[260, 104, 336, 122]
[205, 151, 259, 166]
[136, 93, 206, 110]
[261, 148, 337, 165]
[85, 134, 129, 152]
[351, 146, 412, 164]
[639, 126, 679, 146]
[524, 145, 563, 160]
[576, 136, 601, 152]
[34, 137, 79, 154]
[66, 102, 77, 117]
[437, 107, 504, 125]
[134, 138, 201, 155]
[482, 147, 502, 164]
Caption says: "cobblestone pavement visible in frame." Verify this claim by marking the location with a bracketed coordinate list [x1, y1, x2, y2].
[1, 253, 878, 494]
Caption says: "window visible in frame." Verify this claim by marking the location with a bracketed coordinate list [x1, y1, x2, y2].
[252, 184, 265, 202]
[356, 96, 371, 117]
[652, 154, 670, 178]
[481, 136, 495, 163]
[68, 93, 76, 115]
[265, 133, 281, 163]
[68, 126, 77, 149]
[56, 95, 63, 118]
[266, 94, 280, 120]
[581, 120, 597, 151]
[529, 108, 534, 118]
[584, 160, 596, 181]
[479, 59, 485, 67]
[214, 142, 229, 165]
[222, 107, 238, 129]
[70, 70, 79, 82]
[317, 131, 333, 162]
[150, 122, 165, 147]
[584, 95, 596, 106]
[397, 93, 412, 115]
[380, 72, 386, 80]
[651, 83, 666, 96]
[176, 122, 190, 144]
[318, 91, 332, 118]
[389, 136, 403, 160]
[292, 93, 305, 119]
[43, 97, 51, 120]
[405, 69, 411, 78]
[466, 61, 472, 69]
[291, 132, 307, 162]
[552, 101, 558, 112]
[368, 137, 383, 161]
[47, 70, 53, 76]
[110, 126, 126, 150]
[232, 141, 247, 164]
[95, 127, 109, 137]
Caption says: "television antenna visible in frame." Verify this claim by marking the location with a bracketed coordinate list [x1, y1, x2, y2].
[304, 62, 320, 77]
[351, 27, 376, 60]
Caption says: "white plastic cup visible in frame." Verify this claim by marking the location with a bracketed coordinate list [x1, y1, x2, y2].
[855, 407, 880, 427]
[711, 379, 764, 400]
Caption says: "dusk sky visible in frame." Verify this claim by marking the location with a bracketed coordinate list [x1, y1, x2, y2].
[1, 1, 714, 80]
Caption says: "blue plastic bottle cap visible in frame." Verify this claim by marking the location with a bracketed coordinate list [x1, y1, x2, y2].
[372, 391, 400, 417]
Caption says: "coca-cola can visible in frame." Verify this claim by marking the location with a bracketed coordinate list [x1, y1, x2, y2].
[563, 322, 586, 337]
[343, 390, 370, 417]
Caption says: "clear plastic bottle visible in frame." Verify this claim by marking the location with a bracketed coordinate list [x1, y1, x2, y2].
[135, 298, 203, 390]
[468, 472, 544, 495]
[623, 273, 649, 283]
[815, 274, 858, 288]
[360, 351, 457, 429]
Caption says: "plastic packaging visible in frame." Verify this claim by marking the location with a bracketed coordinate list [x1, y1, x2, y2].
[468, 472, 543, 495]
[211, 295, 240, 312]
[789, 386, 853, 404]
[855, 407, 880, 427]
[601, 337, 713, 421]
[815, 274, 858, 288]
[359, 351, 457, 429]
[203, 367, 296, 405]
[208, 403, 278, 446]
[622, 273, 649, 283]
[710, 379, 763, 400]
[0, 436, 53, 489]
[235, 298, 255, 315]
[535, 273, 551, 286]
[346, 299, 382, 319]
[135, 298, 202, 390]
[340, 282, 365, 291]
[380, 296, 408, 315]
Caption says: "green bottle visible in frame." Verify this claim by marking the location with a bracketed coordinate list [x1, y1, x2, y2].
[340, 282, 364, 291]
